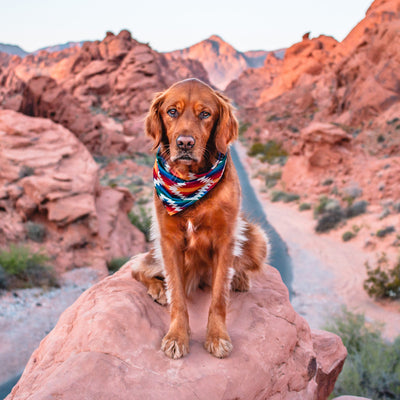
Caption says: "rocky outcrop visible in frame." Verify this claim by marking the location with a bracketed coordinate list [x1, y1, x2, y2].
[166, 35, 268, 89]
[0, 110, 146, 273]
[6, 260, 346, 400]
[226, 0, 400, 207]
[1, 30, 210, 156]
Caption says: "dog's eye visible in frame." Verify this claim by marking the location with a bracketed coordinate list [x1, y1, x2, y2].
[167, 108, 178, 118]
[199, 111, 211, 120]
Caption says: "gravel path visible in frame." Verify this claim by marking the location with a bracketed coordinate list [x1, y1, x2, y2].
[0, 268, 100, 385]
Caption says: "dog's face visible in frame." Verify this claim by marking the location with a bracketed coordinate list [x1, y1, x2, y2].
[146, 79, 238, 171]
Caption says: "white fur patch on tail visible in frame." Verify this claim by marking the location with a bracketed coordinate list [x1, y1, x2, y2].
[233, 215, 248, 257]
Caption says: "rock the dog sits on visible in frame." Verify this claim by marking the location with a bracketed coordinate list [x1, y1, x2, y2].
[131, 79, 268, 359]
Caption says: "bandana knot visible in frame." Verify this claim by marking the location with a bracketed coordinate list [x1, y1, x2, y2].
[153, 151, 227, 215]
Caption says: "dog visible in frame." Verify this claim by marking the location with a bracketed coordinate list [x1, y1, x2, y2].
[131, 78, 268, 359]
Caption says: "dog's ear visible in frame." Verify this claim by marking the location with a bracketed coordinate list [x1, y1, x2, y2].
[214, 92, 238, 154]
[145, 91, 166, 150]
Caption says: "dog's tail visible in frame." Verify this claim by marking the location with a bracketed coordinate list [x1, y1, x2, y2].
[233, 215, 269, 274]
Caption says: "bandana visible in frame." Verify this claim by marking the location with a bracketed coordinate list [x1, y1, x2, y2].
[153, 151, 227, 215]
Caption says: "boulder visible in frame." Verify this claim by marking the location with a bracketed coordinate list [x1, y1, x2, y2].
[0, 110, 146, 273]
[7, 260, 346, 400]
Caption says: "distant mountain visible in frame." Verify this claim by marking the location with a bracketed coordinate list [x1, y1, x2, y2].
[33, 41, 85, 54]
[0, 43, 28, 57]
[165, 35, 272, 89]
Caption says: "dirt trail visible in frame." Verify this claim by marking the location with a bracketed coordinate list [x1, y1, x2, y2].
[235, 142, 400, 339]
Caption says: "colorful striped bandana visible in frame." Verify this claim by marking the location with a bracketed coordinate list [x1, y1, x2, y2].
[153, 151, 227, 215]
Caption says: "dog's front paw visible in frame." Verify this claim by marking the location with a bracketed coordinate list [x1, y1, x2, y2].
[161, 331, 189, 359]
[204, 334, 233, 358]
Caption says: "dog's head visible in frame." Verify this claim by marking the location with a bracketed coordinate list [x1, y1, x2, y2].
[146, 79, 238, 172]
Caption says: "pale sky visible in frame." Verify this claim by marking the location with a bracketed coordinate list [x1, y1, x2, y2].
[1, 0, 372, 53]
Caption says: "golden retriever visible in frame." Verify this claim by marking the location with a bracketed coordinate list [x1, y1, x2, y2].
[131, 78, 267, 359]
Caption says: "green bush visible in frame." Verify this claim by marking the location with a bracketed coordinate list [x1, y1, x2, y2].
[299, 202, 312, 211]
[248, 140, 288, 164]
[314, 196, 331, 217]
[271, 190, 300, 203]
[265, 171, 282, 188]
[326, 308, 400, 399]
[128, 207, 152, 242]
[107, 257, 130, 274]
[0, 244, 58, 289]
[376, 226, 396, 238]
[364, 253, 400, 299]
[315, 209, 344, 233]
[26, 222, 46, 243]
[345, 200, 368, 218]
[342, 231, 355, 242]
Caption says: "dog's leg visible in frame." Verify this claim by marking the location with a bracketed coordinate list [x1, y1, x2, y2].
[160, 246, 190, 359]
[204, 248, 233, 358]
[130, 251, 168, 306]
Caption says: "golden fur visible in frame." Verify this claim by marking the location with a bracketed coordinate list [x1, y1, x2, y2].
[131, 79, 267, 359]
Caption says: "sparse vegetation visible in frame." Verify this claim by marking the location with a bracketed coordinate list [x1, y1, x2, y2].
[345, 200, 368, 218]
[376, 226, 396, 238]
[326, 307, 400, 399]
[107, 257, 130, 274]
[248, 140, 288, 164]
[364, 253, 400, 300]
[265, 171, 282, 188]
[299, 202, 312, 211]
[129, 206, 152, 241]
[271, 190, 300, 203]
[0, 244, 58, 290]
[322, 178, 334, 186]
[314, 197, 368, 233]
[342, 231, 355, 242]
[26, 222, 46, 243]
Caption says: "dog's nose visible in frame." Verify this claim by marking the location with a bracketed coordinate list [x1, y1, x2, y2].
[176, 135, 195, 150]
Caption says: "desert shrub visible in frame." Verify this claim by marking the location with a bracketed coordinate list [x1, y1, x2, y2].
[248, 140, 288, 164]
[107, 257, 130, 274]
[364, 253, 400, 300]
[271, 190, 300, 203]
[128, 207, 152, 241]
[326, 307, 400, 399]
[0, 266, 7, 289]
[345, 200, 368, 218]
[315, 209, 344, 233]
[377, 134, 385, 143]
[299, 202, 312, 211]
[265, 171, 282, 188]
[314, 196, 338, 217]
[0, 244, 58, 289]
[26, 222, 46, 243]
[376, 226, 396, 238]
[322, 178, 334, 186]
[342, 231, 355, 242]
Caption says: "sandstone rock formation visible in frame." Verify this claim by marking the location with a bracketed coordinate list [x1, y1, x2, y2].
[166, 35, 269, 89]
[227, 0, 400, 207]
[1, 30, 210, 156]
[0, 110, 146, 274]
[6, 261, 346, 400]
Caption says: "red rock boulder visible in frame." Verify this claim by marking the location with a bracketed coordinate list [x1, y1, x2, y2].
[7, 260, 347, 400]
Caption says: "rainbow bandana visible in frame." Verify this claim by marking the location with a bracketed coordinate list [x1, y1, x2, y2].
[153, 151, 227, 215]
